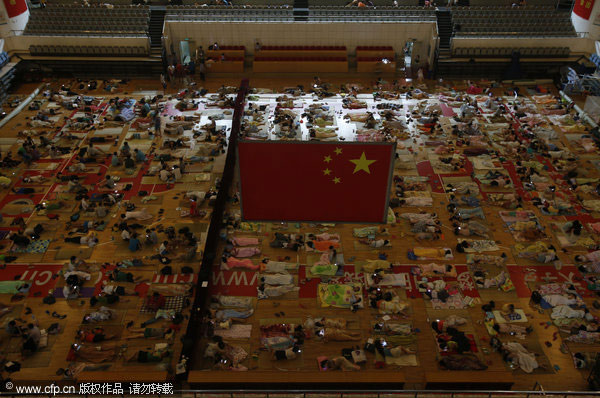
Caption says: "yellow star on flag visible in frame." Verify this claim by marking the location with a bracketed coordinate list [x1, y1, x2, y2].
[334, 147, 342, 155]
[333, 177, 341, 184]
[323, 168, 331, 176]
[350, 152, 376, 174]
[324, 155, 332, 163]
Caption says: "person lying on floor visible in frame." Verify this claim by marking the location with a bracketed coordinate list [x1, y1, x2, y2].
[414, 263, 454, 276]
[358, 238, 391, 248]
[411, 219, 441, 234]
[368, 289, 409, 315]
[307, 232, 340, 242]
[89, 294, 122, 306]
[453, 220, 489, 238]
[8, 232, 30, 248]
[208, 307, 254, 323]
[260, 258, 298, 273]
[141, 309, 182, 328]
[228, 236, 260, 247]
[430, 315, 467, 333]
[304, 316, 347, 330]
[575, 250, 600, 265]
[66, 342, 118, 363]
[419, 279, 450, 302]
[515, 242, 558, 263]
[469, 253, 507, 266]
[76, 327, 115, 342]
[270, 233, 304, 251]
[490, 337, 539, 373]
[258, 283, 299, 299]
[229, 246, 261, 258]
[125, 327, 175, 340]
[123, 208, 152, 221]
[22, 223, 46, 240]
[492, 322, 532, 336]
[270, 344, 301, 361]
[100, 281, 137, 296]
[401, 212, 438, 224]
[108, 269, 146, 284]
[320, 357, 360, 371]
[64, 232, 98, 248]
[126, 347, 172, 363]
[448, 205, 485, 221]
[435, 327, 472, 354]
[22, 175, 46, 184]
[316, 327, 361, 342]
[259, 273, 294, 286]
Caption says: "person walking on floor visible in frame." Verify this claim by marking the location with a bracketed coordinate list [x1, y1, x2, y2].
[160, 73, 167, 94]
[198, 61, 206, 82]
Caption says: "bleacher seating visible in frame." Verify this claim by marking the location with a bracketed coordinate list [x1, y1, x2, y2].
[309, 0, 415, 5]
[24, 5, 150, 36]
[207, 57, 245, 72]
[356, 46, 395, 57]
[253, 56, 348, 72]
[0, 51, 15, 106]
[356, 56, 396, 72]
[165, 5, 293, 22]
[207, 46, 246, 60]
[257, 45, 347, 57]
[308, 6, 436, 21]
[452, 46, 570, 58]
[29, 44, 148, 57]
[452, 7, 576, 37]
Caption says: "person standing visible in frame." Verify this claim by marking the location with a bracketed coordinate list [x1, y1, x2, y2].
[189, 198, 198, 217]
[175, 62, 184, 86]
[196, 46, 205, 63]
[198, 61, 206, 82]
[160, 73, 167, 94]
[154, 115, 161, 136]
[167, 64, 175, 84]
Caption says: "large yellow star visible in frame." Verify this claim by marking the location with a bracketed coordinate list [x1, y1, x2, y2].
[324, 155, 332, 163]
[323, 168, 331, 176]
[334, 147, 342, 155]
[333, 177, 341, 184]
[350, 152, 376, 174]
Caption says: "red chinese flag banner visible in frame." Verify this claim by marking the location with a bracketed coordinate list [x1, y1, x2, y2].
[574, 0, 595, 20]
[237, 141, 395, 223]
[2, 0, 27, 18]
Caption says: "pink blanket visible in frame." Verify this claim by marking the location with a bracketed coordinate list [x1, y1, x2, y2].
[232, 237, 260, 247]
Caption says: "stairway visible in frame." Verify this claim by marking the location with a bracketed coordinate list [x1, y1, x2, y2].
[294, 0, 309, 21]
[0, 52, 16, 106]
[148, 7, 166, 58]
[436, 9, 453, 51]
[557, 0, 574, 11]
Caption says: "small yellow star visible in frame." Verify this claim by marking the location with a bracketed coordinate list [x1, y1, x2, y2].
[350, 152, 376, 174]
[323, 168, 331, 176]
[324, 155, 332, 163]
[333, 177, 341, 184]
[334, 147, 342, 155]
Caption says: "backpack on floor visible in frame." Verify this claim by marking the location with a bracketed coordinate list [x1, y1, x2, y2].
[160, 266, 172, 275]
[181, 266, 193, 274]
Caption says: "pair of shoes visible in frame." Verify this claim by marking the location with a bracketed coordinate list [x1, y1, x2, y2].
[51, 311, 66, 319]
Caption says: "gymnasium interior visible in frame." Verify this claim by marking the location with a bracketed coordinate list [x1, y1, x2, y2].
[1, 0, 600, 395]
